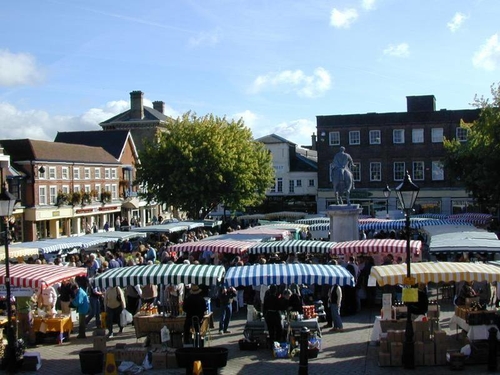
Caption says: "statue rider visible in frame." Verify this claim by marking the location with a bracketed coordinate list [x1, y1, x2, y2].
[331, 146, 354, 205]
[332, 146, 354, 176]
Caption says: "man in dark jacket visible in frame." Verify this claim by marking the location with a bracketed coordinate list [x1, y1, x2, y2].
[183, 285, 206, 344]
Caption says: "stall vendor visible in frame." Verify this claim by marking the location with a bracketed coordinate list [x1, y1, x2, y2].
[38, 285, 58, 315]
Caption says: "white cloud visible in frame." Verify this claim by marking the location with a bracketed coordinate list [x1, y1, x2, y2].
[0, 49, 44, 86]
[330, 8, 358, 29]
[273, 119, 316, 146]
[473, 34, 500, 71]
[188, 28, 221, 47]
[447, 12, 467, 33]
[361, 0, 376, 11]
[250, 67, 331, 98]
[383, 43, 410, 58]
[232, 109, 258, 130]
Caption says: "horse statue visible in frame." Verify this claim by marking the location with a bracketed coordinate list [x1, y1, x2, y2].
[330, 146, 354, 205]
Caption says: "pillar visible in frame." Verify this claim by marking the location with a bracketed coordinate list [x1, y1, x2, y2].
[327, 204, 362, 242]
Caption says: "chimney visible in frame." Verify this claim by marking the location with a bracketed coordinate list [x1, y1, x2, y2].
[152, 101, 165, 114]
[406, 95, 436, 112]
[311, 133, 317, 151]
[130, 91, 144, 120]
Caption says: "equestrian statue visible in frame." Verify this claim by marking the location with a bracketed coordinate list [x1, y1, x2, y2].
[330, 146, 354, 205]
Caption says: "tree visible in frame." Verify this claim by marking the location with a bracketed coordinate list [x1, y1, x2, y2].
[443, 83, 500, 208]
[135, 112, 275, 219]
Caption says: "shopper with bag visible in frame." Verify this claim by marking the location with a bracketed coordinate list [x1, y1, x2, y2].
[105, 285, 126, 338]
[71, 284, 90, 339]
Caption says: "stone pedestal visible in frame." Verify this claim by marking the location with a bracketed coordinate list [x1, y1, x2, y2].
[327, 204, 363, 242]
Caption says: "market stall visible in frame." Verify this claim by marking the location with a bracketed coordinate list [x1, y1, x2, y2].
[167, 240, 256, 255]
[0, 263, 87, 289]
[330, 238, 422, 257]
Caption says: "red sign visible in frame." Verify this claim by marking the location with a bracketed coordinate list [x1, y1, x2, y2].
[98, 206, 118, 212]
[75, 208, 94, 214]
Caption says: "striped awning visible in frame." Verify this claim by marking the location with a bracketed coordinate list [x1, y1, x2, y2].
[0, 264, 87, 289]
[308, 223, 330, 239]
[296, 217, 329, 225]
[330, 239, 422, 255]
[94, 263, 225, 288]
[85, 231, 147, 241]
[9, 236, 110, 254]
[447, 213, 493, 225]
[168, 240, 255, 254]
[224, 263, 355, 287]
[358, 219, 473, 232]
[429, 231, 500, 254]
[0, 246, 39, 261]
[247, 240, 336, 254]
[370, 262, 500, 286]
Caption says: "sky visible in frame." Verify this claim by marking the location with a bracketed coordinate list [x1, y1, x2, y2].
[1, 0, 499, 147]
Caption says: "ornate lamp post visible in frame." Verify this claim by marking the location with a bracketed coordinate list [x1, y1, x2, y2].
[0, 184, 17, 372]
[395, 171, 420, 369]
[383, 184, 391, 219]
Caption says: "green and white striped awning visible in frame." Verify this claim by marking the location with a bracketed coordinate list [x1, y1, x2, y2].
[94, 263, 226, 288]
[247, 240, 336, 254]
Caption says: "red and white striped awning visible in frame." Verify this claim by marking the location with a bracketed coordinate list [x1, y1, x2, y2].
[0, 264, 87, 289]
[168, 240, 256, 254]
[330, 239, 422, 255]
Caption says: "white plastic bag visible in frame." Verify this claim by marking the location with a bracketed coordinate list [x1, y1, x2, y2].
[142, 351, 153, 370]
[39, 321, 47, 333]
[120, 309, 133, 326]
[161, 325, 171, 343]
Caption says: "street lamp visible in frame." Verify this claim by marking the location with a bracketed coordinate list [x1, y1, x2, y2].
[383, 184, 391, 219]
[395, 171, 420, 369]
[0, 184, 17, 372]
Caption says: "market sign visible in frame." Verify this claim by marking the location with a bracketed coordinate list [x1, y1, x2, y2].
[0, 285, 35, 297]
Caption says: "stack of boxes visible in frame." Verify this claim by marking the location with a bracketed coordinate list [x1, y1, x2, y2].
[303, 305, 316, 320]
[378, 316, 451, 367]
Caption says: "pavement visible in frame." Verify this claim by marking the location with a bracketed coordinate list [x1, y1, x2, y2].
[22, 299, 498, 375]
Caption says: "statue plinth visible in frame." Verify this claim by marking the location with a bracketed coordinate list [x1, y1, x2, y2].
[327, 204, 362, 242]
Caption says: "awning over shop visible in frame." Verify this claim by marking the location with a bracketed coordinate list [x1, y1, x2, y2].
[168, 240, 255, 255]
[308, 223, 329, 239]
[296, 217, 329, 225]
[370, 261, 500, 286]
[86, 231, 147, 241]
[0, 264, 87, 289]
[330, 239, 422, 255]
[94, 263, 225, 288]
[133, 221, 204, 233]
[211, 227, 292, 242]
[247, 240, 336, 254]
[224, 263, 355, 287]
[358, 219, 473, 232]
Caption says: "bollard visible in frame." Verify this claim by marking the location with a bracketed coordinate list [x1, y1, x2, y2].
[298, 326, 310, 375]
[488, 327, 498, 372]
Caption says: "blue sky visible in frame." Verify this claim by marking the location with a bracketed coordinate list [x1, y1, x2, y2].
[1, 0, 499, 147]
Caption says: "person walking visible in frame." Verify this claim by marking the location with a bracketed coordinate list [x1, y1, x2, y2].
[85, 278, 103, 329]
[218, 286, 237, 334]
[263, 284, 285, 345]
[71, 284, 90, 339]
[328, 283, 343, 332]
[105, 285, 126, 338]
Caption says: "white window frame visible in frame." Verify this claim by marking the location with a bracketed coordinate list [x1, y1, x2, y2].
[432, 161, 444, 181]
[289, 180, 295, 193]
[62, 167, 69, 180]
[370, 162, 381, 181]
[431, 128, 443, 143]
[49, 186, 57, 205]
[61, 185, 70, 194]
[111, 168, 117, 179]
[48, 167, 56, 179]
[73, 167, 80, 180]
[349, 130, 360, 145]
[105, 168, 111, 179]
[308, 179, 315, 187]
[95, 184, 102, 198]
[73, 185, 81, 193]
[39, 186, 47, 205]
[412, 129, 424, 144]
[104, 184, 111, 194]
[329, 131, 340, 146]
[413, 161, 425, 181]
[352, 162, 361, 182]
[111, 184, 118, 199]
[393, 129, 405, 144]
[456, 127, 468, 142]
[95, 168, 101, 179]
[394, 162, 406, 181]
[277, 178, 283, 193]
[369, 130, 381, 145]
[84, 168, 91, 180]
[296, 179, 302, 188]
[38, 166, 46, 179]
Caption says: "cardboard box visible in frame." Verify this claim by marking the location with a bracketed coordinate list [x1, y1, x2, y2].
[93, 336, 107, 353]
[424, 351, 435, 366]
[435, 349, 447, 366]
[22, 352, 42, 371]
[378, 351, 391, 367]
[414, 331, 423, 342]
[413, 320, 430, 332]
[152, 351, 167, 369]
[379, 338, 389, 353]
[434, 330, 447, 343]
[414, 341, 424, 366]
[423, 340, 434, 354]
[112, 348, 125, 362]
[390, 342, 403, 366]
[166, 352, 178, 369]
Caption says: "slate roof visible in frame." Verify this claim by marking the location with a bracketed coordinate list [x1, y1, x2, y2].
[0, 139, 120, 164]
[100, 106, 169, 125]
[256, 133, 295, 145]
[54, 130, 137, 161]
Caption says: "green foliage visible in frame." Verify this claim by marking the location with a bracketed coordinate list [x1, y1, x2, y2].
[443, 83, 500, 206]
[135, 112, 275, 219]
